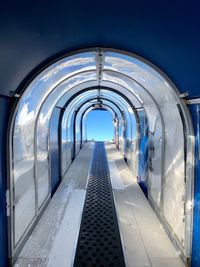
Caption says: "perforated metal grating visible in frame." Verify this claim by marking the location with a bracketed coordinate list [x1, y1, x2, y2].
[74, 142, 125, 267]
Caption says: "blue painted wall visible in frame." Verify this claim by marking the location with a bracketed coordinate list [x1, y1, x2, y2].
[137, 109, 149, 197]
[0, 97, 10, 267]
[50, 107, 62, 195]
[190, 105, 200, 267]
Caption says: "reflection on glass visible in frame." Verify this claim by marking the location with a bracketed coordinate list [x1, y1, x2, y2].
[36, 72, 97, 208]
[11, 49, 188, 255]
[12, 52, 96, 246]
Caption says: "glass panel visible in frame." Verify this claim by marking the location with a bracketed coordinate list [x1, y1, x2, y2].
[147, 111, 163, 207]
[130, 109, 138, 175]
[61, 108, 74, 176]
[162, 104, 185, 242]
[102, 71, 163, 207]
[101, 89, 135, 162]
[104, 52, 157, 80]
[60, 90, 99, 175]
[72, 96, 118, 147]
[18, 52, 96, 120]
[102, 72, 145, 104]
[104, 52, 178, 105]
[118, 113, 125, 155]
[101, 80, 143, 106]
[137, 109, 149, 194]
[36, 112, 49, 209]
[61, 109, 69, 176]
[13, 107, 36, 245]
[11, 50, 189, 257]
[75, 103, 92, 152]
[12, 52, 97, 246]
[101, 88, 142, 166]
[36, 72, 97, 207]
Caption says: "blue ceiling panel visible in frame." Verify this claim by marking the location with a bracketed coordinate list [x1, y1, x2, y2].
[0, 0, 200, 97]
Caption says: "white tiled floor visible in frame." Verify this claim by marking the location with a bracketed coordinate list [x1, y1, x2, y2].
[106, 143, 185, 267]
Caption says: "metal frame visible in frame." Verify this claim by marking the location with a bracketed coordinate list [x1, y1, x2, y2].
[77, 102, 120, 148]
[187, 98, 200, 105]
[58, 85, 142, 166]
[7, 47, 194, 265]
[99, 78, 165, 214]
[57, 84, 140, 159]
[76, 102, 119, 142]
[7, 74, 98, 260]
[100, 50, 194, 262]
[100, 68, 193, 261]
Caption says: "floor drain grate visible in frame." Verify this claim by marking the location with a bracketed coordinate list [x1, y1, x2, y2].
[73, 142, 125, 267]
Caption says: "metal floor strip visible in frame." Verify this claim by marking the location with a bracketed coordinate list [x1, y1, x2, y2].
[73, 142, 125, 267]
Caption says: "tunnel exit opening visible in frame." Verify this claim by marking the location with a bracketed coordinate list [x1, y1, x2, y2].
[85, 109, 114, 142]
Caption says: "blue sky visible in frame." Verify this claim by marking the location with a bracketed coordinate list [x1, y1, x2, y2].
[86, 110, 114, 141]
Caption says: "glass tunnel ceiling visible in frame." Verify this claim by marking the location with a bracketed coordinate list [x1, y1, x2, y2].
[10, 49, 194, 261]
[13, 49, 190, 131]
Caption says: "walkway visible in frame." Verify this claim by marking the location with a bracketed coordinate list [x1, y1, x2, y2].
[14, 142, 93, 267]
[14, 142, 184, 267]
[106, 142, 184, 267]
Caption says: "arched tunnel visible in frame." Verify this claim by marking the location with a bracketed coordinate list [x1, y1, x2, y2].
[6, 49, 193, 266]
[1, 1, 200, 267]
